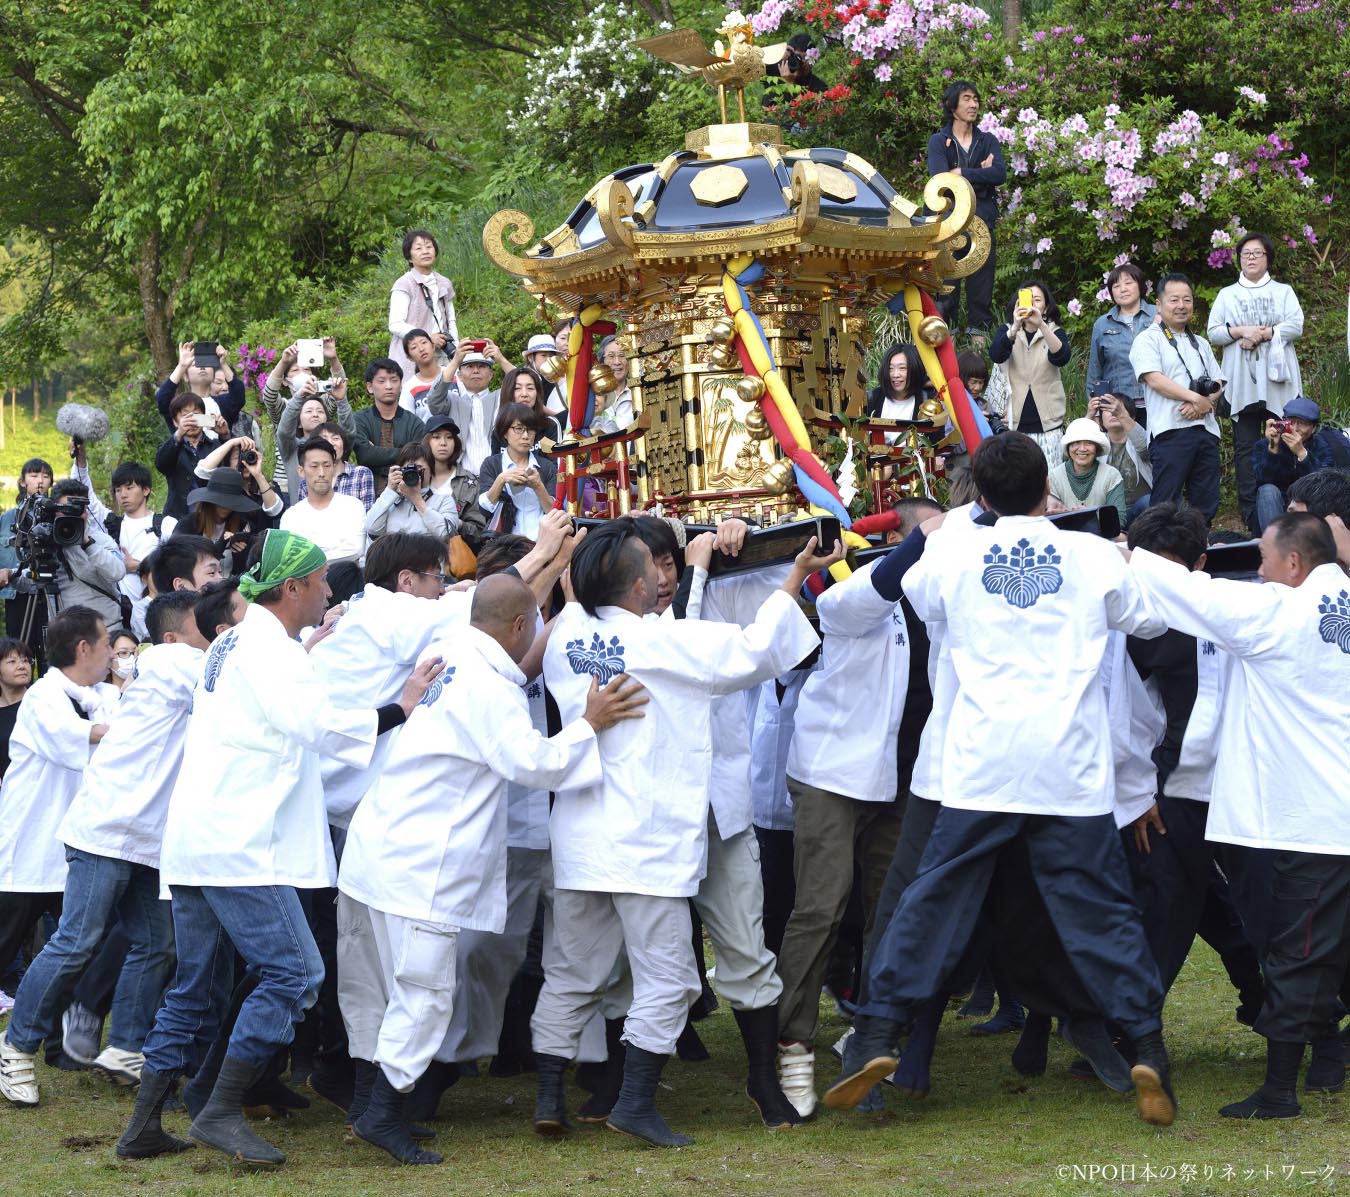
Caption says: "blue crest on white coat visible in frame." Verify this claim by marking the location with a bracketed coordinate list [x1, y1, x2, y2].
[203, 629, 239, 693]
[418, 666, 456, 707]
[565, 633, 627, 683]
[1317, 591, 1350, 654]
[981, 539, 1063, 609]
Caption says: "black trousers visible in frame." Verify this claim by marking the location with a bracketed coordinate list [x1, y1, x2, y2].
[0, 890, 62, 986]
[1149, 425, 1221, 522]
[1256, 851, 1350, 1043]
[1231, 405, 1272, 534]
[753, 825, 795, 958]
[861, 808, 1164, 1038]
[937, 235, 997, 335]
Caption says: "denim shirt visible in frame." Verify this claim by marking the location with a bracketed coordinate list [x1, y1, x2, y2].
[0, 506, 19, 600]
[1088, 302, 1157, 401]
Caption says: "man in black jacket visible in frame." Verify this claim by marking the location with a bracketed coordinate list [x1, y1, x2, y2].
[927, 80, 1007, 343]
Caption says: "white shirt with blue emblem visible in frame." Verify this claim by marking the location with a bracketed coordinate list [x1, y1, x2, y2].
[60, 642, 203, 870]
[543, 591, 818, 897]
[159, 602, 379, 889]
[309, 583, 471, 828]
[1131, 552, 1350, 853]
[338, 626, 601, 931]
[904, 513, 1161, 816]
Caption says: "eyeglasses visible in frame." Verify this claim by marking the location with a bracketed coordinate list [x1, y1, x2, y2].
[417, 571, 451, 586]
[507, 423, 532, 435]
[113, 649, 138, 660]
[1239, 250, 1267, 259]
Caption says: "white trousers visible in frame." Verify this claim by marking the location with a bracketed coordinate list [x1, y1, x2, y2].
[336, 893, 458, 1092]
[531, 889, 699, 1058]
[435, 847, 548, 1063]
[693, 821, 782, 1011]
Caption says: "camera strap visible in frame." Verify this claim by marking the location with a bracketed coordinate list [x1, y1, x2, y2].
[1161, 326, 1205, 387]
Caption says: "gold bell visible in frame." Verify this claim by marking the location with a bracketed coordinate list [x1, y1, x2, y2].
[708, 317, 737, 345]
[589, 364, 619, 395]
[537, 354, 567, 383]
[735, 375, 766, 403]
[743, 406, 772, 440]
[707, 344, 738, 370]
[918, 315, 950, 346]
[761, 458, 797, 495]
[917, 397, 947, 425]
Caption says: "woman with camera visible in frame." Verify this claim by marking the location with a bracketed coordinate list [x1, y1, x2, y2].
[0, 460, 55, 650]
[423, 416, 486, 548]
[365, 443, 461, 542]
[478, 405, 557, 539]
[988, 279, 1072, 464]
[184, 445, 283, 578]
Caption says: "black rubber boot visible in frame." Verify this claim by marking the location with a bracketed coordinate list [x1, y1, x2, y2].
[243, 1073, 311, 1116]
[188, 1055, 286, 1166]
[1130, 1031, 1178, 1127]
[116, 1069, 195, 1159]
[352, 1070, 443, 1165]
[345, 1058, 377, 1128]
[1220, 1039, 1303, 1119]
[577, 1018, 626, 1123]
[1062, 1017, 1133, 1093]
[956, 970, 996, 1019]
[306, 1058, 355, 1114]
[606, 1046, 692, 1147]
[733, 1005, 802, 1128]
[894, 995, 945, 1098]
[824, 1014, 900, 1111]
[533, 1053, 572, 1136]
[675, 1018, 709, 1062]
[1012, 1011, 1053, 1078]
[1306, 1024, 1346, 1094]
[405, 1060, 460, 1122]
[489, 972, 543, 1077]
[970, 992, 1026, 1036]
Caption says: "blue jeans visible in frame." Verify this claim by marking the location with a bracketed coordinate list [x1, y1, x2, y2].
[141, 884, 322, 1075]
[1254, 483, 1288, 533]
[6, 848, 173, 1054]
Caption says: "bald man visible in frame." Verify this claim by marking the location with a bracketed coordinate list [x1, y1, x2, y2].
[336, 572, 647, 1166]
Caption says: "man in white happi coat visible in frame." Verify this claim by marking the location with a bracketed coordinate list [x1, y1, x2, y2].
[0, 606, 116, 1104]
[114, 530, 442, 1169]
[1, 595, 205, 1115]
[336, 572, 646, 1165]
[1129, 510, 1350, 1119]
[827, 432, 1178, 1130]
[532, 519, 835, 1147]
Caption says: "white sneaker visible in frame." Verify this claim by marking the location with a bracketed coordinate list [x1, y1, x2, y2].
[91, 1045, 144, 1086]
[0, 1031, 39, 1106]
[831, 1027, 853, 1062]
[776, 1040, 817, 1119]
[0, 989, 14, 1015]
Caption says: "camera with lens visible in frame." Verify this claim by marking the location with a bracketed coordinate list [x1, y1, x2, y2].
[12, 492, 89, 586]
[1192, 376, 1223, 398]
[400, 464, 424, 487]
[313, 379, 335, 396]
[785, 48, 805, 74]
[239, 448, 259, 465]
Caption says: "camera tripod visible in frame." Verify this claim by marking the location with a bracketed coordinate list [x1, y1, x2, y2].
[13, 572, 63, 674]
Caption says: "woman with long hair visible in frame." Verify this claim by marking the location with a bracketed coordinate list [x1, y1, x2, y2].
[497, 366, 562, 446]
[423, 416, 486, 548]
[989, 278, 1072, 464]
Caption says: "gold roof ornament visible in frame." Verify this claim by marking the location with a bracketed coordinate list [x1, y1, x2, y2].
[481, 18, 989, 524]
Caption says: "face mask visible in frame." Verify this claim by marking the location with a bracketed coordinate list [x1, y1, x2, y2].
[112, 656, 137, 679]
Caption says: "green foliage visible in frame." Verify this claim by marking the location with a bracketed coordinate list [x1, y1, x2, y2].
[0, 406, 76, 486]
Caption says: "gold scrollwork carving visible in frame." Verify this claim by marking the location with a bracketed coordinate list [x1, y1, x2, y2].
[922, 171, 975, 244]
[482, 210, 536, 278]
[596, 178, 638, 251]
[790, 159, 821, 241]
[936, 217, 991, 280]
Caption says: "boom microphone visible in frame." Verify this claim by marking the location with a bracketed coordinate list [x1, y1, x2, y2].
[56, 402, 112, 445]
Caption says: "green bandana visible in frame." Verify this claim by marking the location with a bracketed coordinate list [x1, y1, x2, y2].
[237, 529, 327, 601]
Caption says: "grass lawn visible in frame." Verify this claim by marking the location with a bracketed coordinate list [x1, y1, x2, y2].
[2, 943, 1345, 1197]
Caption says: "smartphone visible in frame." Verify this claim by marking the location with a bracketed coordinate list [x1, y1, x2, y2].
[193, 340, 220, 369]
[296, 338, 325, 369]
[1017, 288, 1034, 311]
[463, 339, 488, 353]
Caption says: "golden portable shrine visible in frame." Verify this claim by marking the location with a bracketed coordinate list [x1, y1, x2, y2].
[482, 15, 991, 534]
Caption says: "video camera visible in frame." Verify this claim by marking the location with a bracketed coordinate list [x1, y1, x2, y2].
[12, 491, 88, 587]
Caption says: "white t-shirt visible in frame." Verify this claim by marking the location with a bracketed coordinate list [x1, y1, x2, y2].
[117, 512, 177, 599]
[279, 492, 367, 563]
